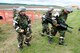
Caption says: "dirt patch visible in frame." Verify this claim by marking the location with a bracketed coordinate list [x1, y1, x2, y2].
[0, 29, 19, 53]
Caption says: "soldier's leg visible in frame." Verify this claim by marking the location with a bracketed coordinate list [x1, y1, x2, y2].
[41, 24, 48, 36]
[59, 30, 65, 45]
[48, 28, 57, 44]
[24, 32, 32, 46]
[17, 33, 24, 48]
[51, 28, 57, 36]
[46, 26, 50, 36]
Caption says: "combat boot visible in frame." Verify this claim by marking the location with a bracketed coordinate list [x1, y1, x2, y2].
[24, 42, 31, 46]
[18, 43, 23, 49]
[59, 37, 64, 45]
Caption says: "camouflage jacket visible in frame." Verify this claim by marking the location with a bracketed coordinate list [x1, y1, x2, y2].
[13, 14, 31, 32]
[55, 11, 68, 24]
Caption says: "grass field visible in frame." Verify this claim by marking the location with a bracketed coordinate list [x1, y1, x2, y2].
[0, 10, 80, 53]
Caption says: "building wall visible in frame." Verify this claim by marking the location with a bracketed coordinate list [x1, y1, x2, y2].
[0, 10, 42, 24]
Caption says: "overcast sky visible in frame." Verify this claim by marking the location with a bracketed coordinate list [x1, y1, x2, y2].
[0, 0, 80, 6]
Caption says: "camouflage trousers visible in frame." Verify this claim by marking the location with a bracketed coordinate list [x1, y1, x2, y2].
[17, 29, 32, 46]
[51, 28, 66, 45]
[51, 28, 65, 37]
[42, 23, 50, 35]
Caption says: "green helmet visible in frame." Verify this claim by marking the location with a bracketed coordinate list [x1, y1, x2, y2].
[17, 6, 26, 12]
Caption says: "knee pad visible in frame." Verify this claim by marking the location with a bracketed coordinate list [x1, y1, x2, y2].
[59, 37, 64, 40]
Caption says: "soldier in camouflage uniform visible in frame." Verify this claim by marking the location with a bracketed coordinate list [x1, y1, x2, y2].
[41, 7, 59, 44]
[13, 6, 32, 49]
[41, 14, 50, 36]
[51, 7, 73, 45]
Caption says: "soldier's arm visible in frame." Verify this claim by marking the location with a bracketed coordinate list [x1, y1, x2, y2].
[13, 16, 22, 32]
[13, 16, 19, 28]
[26, 15, 32, 33]
[27, 16, 31, 27]
[51, 19, 59, 27]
